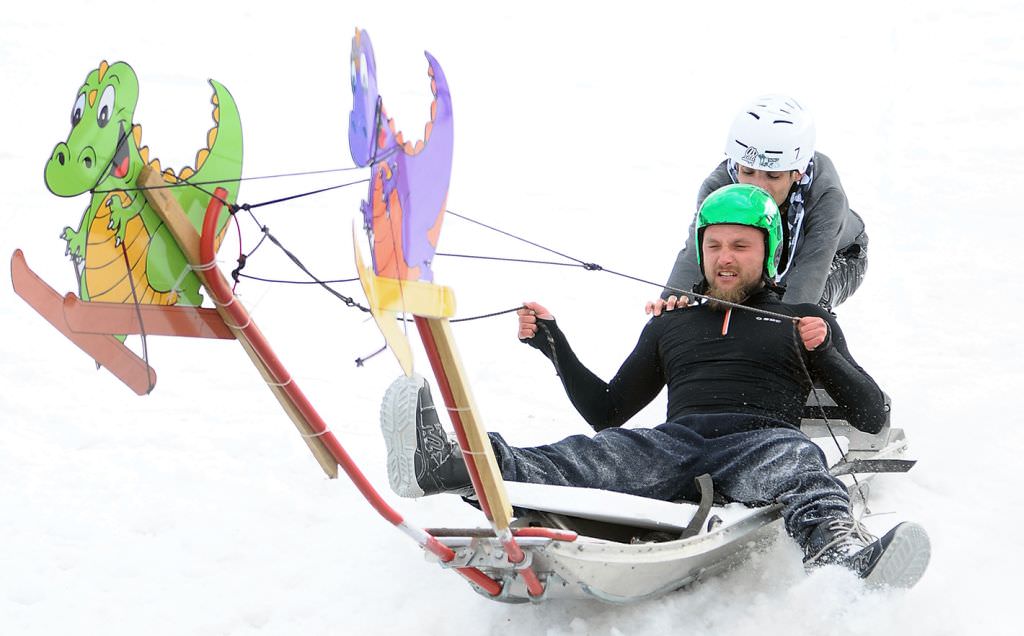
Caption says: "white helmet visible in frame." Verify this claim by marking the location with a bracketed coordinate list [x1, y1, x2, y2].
[725, 95, 815, 173]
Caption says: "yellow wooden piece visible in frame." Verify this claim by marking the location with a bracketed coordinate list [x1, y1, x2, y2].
[352, 226, 415, 376]
[423, 317, 514, 529]
[140, 165, 339, 478]
[373, 276, 455, 318]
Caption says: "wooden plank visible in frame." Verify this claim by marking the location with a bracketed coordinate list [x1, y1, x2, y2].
[62, 295, 234, 339]
[371, 274, 456, 318]
[425, 316, 513, 529]
[139, 166, 339, 478]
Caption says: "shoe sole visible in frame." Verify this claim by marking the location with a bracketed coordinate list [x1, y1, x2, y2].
[380, 374, 426, 498]
[863, 522, 931, 589]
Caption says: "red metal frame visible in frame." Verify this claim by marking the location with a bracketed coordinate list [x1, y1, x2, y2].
[513, 527, 578, 542]
[198, 190, 502, 597]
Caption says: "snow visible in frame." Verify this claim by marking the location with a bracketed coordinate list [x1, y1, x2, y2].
[1, 0, 1021, 633]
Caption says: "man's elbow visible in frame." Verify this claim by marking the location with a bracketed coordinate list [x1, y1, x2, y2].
[851, 403, 887, 434]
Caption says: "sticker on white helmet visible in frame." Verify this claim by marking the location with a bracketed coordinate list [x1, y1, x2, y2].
[741, 146, 781, 170]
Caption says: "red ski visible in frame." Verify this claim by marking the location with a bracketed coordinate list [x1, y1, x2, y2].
[10, 249, 157, 395]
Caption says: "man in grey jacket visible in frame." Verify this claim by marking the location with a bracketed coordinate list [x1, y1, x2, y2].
[654, 95, 868, 311]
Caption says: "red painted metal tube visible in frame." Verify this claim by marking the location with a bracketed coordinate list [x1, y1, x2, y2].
[413, 315, 545, 598]
[413, 316, 495, 520]
[198, 191, 501, 594]
[513, 527, 578, 542]
[457, 567, 504, 596]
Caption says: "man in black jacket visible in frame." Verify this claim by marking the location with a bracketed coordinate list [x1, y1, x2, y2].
[381, 184, 928, 588]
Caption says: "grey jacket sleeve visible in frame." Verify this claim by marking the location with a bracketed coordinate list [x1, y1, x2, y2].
[662, 161, 733, 299]
[779, 154, 851, 304]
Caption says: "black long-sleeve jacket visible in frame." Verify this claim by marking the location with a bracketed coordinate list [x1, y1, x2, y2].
[524, 288, 886, 434]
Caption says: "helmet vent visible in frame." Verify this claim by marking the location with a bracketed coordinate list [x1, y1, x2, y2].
[772, 119, 794, 125]
[747, 111, 761, 120]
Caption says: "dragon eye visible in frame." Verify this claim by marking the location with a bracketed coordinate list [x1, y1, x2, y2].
[96, 85, 115, 128]
[359, 53, 369, 90]
[71, 93, 86, 127]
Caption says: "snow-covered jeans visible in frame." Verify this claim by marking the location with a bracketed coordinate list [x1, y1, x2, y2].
[819, 241, 868, 311]
[489, 413, 851, 549]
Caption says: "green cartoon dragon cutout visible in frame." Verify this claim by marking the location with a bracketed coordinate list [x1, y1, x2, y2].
[44, 60, 243, 307]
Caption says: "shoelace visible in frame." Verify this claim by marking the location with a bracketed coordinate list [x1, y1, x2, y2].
[417, 403, 452, 470]
[807, 517, 878, 564]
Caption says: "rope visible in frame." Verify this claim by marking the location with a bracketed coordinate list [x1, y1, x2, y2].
[444, 209, 799, 324]
[355, 344, 387, 367]
[446, 209, 588, 267]
[233, 178, 369, 211]
[118, 241, 155, 395]
[389, 305, 521, 324]
[93, 165, 368, 194]
[537, 320, 560, 376]
[260, 229, 371, 313]
[231, 213, 245, 293]
[237, 273, 360, 285]
[790, 324, 868, 513]
[451, 306, 520, 323]
[435, 252, 584, 268]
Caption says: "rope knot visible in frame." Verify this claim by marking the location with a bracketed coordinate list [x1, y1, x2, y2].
[231, 254, 247, 284]
[583, 262, 603, 271]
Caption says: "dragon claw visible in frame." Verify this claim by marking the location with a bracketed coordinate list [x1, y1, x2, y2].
[62, 226, 86, 262]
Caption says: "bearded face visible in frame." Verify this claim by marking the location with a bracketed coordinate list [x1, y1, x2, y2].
[701, 224, 766, 309]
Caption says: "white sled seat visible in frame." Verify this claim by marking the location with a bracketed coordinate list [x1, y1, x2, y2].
[504, 481, 759, 533]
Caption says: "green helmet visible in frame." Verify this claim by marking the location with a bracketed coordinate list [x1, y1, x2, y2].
[696, 183, 783, 279]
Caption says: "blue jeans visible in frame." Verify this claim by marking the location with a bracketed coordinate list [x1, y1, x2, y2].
[489, 413, 850, 548]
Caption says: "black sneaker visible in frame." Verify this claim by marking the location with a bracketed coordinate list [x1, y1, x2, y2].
[380, 374, 472, 498]
[804, 518, 931, 588]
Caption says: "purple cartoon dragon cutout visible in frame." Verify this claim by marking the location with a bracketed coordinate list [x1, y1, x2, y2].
[348, 28, 454, 283]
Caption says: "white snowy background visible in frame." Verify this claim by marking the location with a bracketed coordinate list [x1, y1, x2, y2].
[2, 1, 1021, 634]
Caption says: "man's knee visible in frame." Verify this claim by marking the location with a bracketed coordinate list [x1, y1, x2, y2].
[820, 247, 868, 309]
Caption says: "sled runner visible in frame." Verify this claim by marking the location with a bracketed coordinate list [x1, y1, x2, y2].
[802, 389, 915, 477]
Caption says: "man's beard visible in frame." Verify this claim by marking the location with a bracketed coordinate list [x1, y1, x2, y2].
[705, 277, 763, 311]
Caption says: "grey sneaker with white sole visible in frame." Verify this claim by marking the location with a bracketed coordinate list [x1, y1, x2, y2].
[380, 374, 472, 498]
